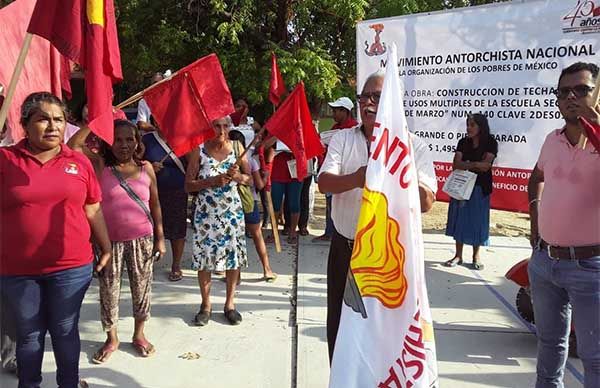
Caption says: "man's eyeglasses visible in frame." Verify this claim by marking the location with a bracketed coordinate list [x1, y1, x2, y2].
[357, 93, 381, 104]
[554, 85, 594, 99]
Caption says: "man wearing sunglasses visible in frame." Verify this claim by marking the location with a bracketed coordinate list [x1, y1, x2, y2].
[318, 70, 437, 363]
[528, 62, 600, 388]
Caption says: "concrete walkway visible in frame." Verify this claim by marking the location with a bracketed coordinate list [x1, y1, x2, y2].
[0, 228, 585, 387]
[297, 232, 584, 388]
[0, 226, 297, 388]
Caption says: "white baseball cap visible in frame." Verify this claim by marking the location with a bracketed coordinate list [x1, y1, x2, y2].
[328, 97, 354, 111]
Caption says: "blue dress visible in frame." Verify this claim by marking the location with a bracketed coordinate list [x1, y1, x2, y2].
[445, 186, 490, 246]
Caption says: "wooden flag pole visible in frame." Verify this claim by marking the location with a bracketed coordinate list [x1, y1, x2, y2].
[266, 104, 283, 252]
[266, 190, 282, 253]
[0, 33, 33, 131]
[578, 74, 600, 149]
[115, 69, 181, 110]
[232, 128, 264, 166]
[229, 127, 281, 252]
[158, 151, 171, 164]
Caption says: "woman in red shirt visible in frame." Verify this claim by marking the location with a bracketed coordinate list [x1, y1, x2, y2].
[0, 92, 112, 388]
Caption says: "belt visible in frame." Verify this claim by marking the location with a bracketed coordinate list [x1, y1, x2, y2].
[336, 232, 355, 251]
[344, 237, 355, 251]
[540, 239, 600, 260]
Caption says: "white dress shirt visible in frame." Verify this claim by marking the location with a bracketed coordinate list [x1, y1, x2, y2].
[136, 98, 152, 123]
[319, 125, 437, 240]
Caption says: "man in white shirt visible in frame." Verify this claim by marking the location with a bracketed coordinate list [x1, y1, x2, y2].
[137, 72, 164, 132]
[318, 71, 437, 363]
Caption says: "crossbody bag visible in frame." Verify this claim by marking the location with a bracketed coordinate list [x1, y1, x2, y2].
[232, 141, 255, 213]
[110, 165, 154, 226]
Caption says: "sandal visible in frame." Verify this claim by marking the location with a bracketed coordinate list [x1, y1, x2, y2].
[194, 308, 211, 326]
[443, 257, 463, 267]
[168, 270, 183, 282]
[131, 339, 156, 358]
[2, 358, 17, 374]
[92, 342, 118, 364]
[472, 262, 485, 271]
[263, 273, 278, 283]
[298, 228, 309, 236]
[287, 235, 298, 244]
[224, 309, 242, 325]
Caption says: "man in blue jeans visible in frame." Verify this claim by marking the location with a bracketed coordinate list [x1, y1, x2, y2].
[527, 62, 600, 388]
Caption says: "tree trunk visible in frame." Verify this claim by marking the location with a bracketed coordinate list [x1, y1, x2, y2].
[275, 0, 292, 44]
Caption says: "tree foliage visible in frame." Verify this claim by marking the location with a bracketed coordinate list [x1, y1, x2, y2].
[114, 0, 507, 117]
[0, 0, 508, 117]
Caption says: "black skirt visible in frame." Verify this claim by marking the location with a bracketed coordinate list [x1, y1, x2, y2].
[158, 188, 188, 240]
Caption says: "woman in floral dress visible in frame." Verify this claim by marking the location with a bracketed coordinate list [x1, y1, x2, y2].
[185, 116, 251, 326]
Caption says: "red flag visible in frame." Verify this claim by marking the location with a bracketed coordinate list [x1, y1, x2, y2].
[269, 53, 286, 106]
[59, 57, 74, 99]
[143, 54, 235, 156]
[264, 82, 324, 180]
[28, 0, 123, 144]
[579, 117, 600, 153]
[0, 0, 66, 142]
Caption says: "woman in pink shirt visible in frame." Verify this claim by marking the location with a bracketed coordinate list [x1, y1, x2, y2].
[69, 120, 166, 363]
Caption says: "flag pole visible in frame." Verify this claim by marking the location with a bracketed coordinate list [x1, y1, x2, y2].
[266, 191, 282, 253]
[230, 127, 281, 252]
[115, 69, 180, 110]
[0, 33, 33, 131]
[578, 74, 600, 149]
[266, 103, 282, 252]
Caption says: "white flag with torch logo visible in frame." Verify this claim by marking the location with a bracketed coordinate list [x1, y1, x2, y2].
[329, 43, 438, 388]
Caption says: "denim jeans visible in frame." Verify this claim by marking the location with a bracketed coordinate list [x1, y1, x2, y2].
[0, 264, 92, 388]
[528, 248, 600, 388]
[271, 181, 303, 214]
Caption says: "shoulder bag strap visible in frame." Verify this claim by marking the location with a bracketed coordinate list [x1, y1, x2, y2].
[232, 140, 241, 158]
[232, 141, 250, 186]
[110, 166, 154, 226]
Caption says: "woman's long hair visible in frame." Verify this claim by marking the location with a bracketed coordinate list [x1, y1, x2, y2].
[467, 113, 492, 150]
[99, 120, 144, 166]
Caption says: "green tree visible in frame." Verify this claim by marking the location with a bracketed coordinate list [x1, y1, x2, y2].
[0, 0, 508, 117]
[114, 0, 506, 117]
[115, 0, 367, 119]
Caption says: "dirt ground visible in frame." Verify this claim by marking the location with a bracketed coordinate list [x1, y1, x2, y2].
[309, 191, 530, 238]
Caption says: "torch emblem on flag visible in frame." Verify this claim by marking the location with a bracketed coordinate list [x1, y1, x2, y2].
[343, 187, 408, 318]
[329, 43, 438, 388]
